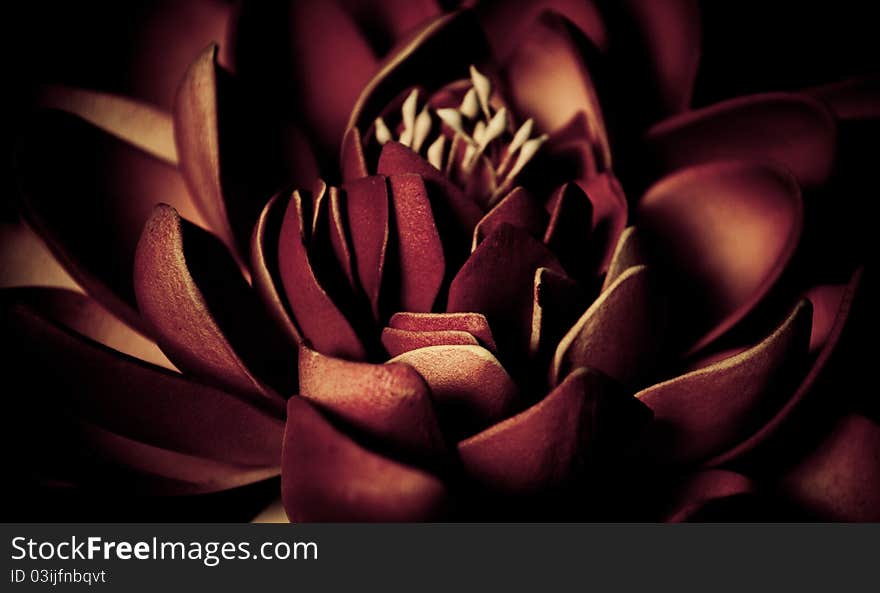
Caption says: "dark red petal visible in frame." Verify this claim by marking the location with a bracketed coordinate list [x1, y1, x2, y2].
[602, 226, 643, 291]
[779, 415, 880, 521]
[474, 187, 548, 250]
[298, 348, 446, 459]
[706, 268, 862, 467]
[448, 224, 564, 365]
[529, 267, 584, 363]
[174, 44, 317, 258]
[389, 345, 520, 437]
[250, 193, 304, 348]
[134, 204, 295, 408]
[2, 287, 174, 371]
[663, 470, 755, 522]
[503, 11, 611, 171]
[337, 0, 442, 51]
[806, 75, 880, 121]
[0, 221, 80, 291]
[638, 161, 803, 354]
[382, 328, 479, 356]
[2, 300, 283, 466]
[277, 190, 367, 360]
[551, 266, 665, 388]
[458, 368, 651, 494]
[543, 182, 594, 280]
[282, 397, 448, 522]
[804, 283, 850, 354]
[581, 173, 628, 274]
[343, 176, 390, 319]
[341, 126, 369, 182]
[644, 93, 836, 188]
[388, 312, 498, 353]
[378, 141, 483, 251]
[388, 174, 445, 312]
[637, 301, 812, 465]
[17, 107, 197, 333]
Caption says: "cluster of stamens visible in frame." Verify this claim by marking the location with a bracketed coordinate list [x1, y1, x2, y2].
[373, 65, 548, 206]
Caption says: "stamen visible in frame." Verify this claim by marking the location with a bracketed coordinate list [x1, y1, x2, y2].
[427, 135, 446, 170]
[399, 89, 420, 147]
[436, 108, 476, 146]
[375, 117, 393, 145]
[459, 88, 480, 119]
[412, 107, 432, 153]
[469, 65, 492, 120]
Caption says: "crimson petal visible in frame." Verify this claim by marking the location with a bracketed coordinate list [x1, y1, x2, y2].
[473, 187, 548, 251]
[135, 205, 295, 408]
[637, 301, 812, 465]
[543, 182, 594, 280]
[458, 368, 651, 494]
[663, 470, 755, 522]
[643, 93, 836, 188]
[282, 397, 448, 522]
[638, 161, 803, 354]
[388, 312, 498, 353]
[382, 328, 479, 357]
[343, 176, 390, 320]
[602, 227, 643, 291]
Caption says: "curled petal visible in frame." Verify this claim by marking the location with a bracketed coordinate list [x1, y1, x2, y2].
[341, 126, 369, 182]
[806, 74, 880, 120]
[2, 301, 284, 466]
[543, 182, 594, 280]
[638, 161, 803, 353]
[529, 267, 583, 363]
[663, 470, 755, 522]
[299, 348, 446, 459]
[459, 368, 651, 494]
[250, 193, 304, 348]
[804, 283, 851, 354]
[644, 93, 836, 188]
[448, 224, 564, 365]
[388, 174, 445, 312]
[602, 226, 644, 291]
[382, 328, 479, 357]
[580, 173, 628, 274]
[135, 205, 295, 408]
[277, 190, 367, 360]
[473, 187, 548, 251]
[343, 176, 390, 320]
[503, 11, 611, 171]
[282, 397, 449, 522]
[552, 266, 665, 388]
[17, 108, 198, 332]
[388, 312, 498, 353]
[779, 415, 880, 522]
[637, 301, 812, 465]
[389, 345, 520, 438]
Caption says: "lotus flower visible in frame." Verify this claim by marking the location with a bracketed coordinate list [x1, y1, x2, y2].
[4, 0, 878, 522]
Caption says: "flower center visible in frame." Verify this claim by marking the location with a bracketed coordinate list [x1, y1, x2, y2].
[372, 66, 547, 206]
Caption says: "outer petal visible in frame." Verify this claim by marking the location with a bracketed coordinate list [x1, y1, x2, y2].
[551, 266, 665, 388]
[134, 204, 295, 409]
[282, 397, 449, 522]
[388, 312, 498, 353]
[779, 415, 880, 522]
[389, 345, 520, 438]
[298, 348, 446, 459]
[543, 182, 594, 280]
[643, 93, 836, 189]
[602, 226, 644, 291]
[382, 328, 479, 356]
[0, 221, 80, 292]
[638, 161, 803, 353]
[663, 470, 755, 522]
[637, 301, 812, 465]
[458, 368, 651, 494]
[343, 176, 390, 319]
[17, 107, 199, 332]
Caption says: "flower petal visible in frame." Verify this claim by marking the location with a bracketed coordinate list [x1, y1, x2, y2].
[638, 161, 803, 353]
[663, 470, 755, 522]
[382, 328, 479, 356]
[448, 224, 564, 366]
[298, 348, 446, 459]
[0, 221, 80, 292]
[174, 44, 317, 257]
[637, 300, 812, 465]
[602, 226, 644, 291]
[134, 204, 295, 408]
[388, 345, 520, 438]
[387, 174, 445, 312]
[458, 367, 651, 494]
[502, 11, 611, 171]
[543, 182, 594, 280]
[581, 173, 628, 274]
[249, 193, 304, 348]
[17, 108, 197, 332]
[705, 268, 862, 467]
[778, 414, 880, 521]
[2, 300, 284, 466]
[2, 287, 174, 371]
[529, 267, 584, 364]
[388, 311, 498, 353]
[282, 397, 449, 522]
[473, 187, 548, 251]
[551, 266, 665, 388]
[806, 74, 880, 120]
[341, 126, 370, 182]
[277, 189, 367, 360]
[343, 176, 390, 320]
[643, 93, 836, 188]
